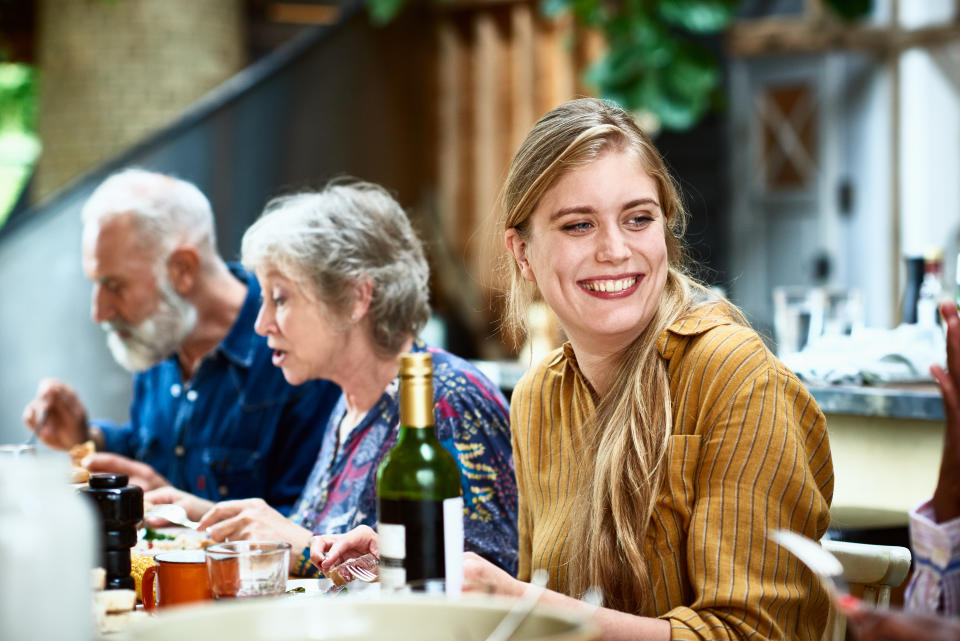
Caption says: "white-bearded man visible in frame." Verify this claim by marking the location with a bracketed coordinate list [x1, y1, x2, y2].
[22, 169, 340, 514]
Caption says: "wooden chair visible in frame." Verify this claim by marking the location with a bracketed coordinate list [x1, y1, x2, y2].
[820, 539, 912, 641]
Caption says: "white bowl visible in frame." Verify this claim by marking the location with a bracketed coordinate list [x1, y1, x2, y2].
[116, 593, 596, 641]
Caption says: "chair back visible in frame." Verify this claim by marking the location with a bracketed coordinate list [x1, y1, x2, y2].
[820, 539, 912, 641]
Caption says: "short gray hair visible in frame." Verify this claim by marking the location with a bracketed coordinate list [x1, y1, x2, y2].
[81, 168, 218, 265]
[241, 179, 430, 355]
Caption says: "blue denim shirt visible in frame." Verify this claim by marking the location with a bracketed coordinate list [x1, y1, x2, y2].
[96, 265, 340, 514]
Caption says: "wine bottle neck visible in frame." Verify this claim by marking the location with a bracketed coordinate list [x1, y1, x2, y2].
[399, 376, 433, 428]
[397, 422, 437, 437]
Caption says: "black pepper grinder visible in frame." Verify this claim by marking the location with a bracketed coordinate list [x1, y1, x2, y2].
[78, 473, 143, 590]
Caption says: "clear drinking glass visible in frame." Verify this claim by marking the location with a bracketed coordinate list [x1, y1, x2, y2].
[204, 540, 290, 599]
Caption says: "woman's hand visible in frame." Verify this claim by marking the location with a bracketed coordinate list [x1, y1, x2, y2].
[463, 551, 526, 598]
[143, 486, 214, 523]
[198, 498, 310, 549]
[310, 525, 378, 573]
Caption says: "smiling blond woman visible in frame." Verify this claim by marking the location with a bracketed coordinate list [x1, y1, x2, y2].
[462, 98, 835, 641]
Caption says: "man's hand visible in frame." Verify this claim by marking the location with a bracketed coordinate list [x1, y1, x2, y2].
[198, 498, 311, 555]
[932, 301, 960, 523]
[21, 379, 90, 450]
[310, 525, 379, 572]
[143, 486, 214, 523]
[845, 603, 960, 641]
[83, 453, 169, 492]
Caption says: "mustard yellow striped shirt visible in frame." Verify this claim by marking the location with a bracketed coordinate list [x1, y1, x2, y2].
[510, 302, 834, 640]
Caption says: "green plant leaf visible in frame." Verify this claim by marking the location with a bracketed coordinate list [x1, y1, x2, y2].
[662, 42, 718, 99]
[604, 14, 676, 70]
[639, 70, 710, 130]
[368, 0, 409, 25]
[570, 0, 606, 26]
[657, 0, 736, 34]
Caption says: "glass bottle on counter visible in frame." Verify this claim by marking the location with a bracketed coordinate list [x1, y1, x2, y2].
[376, 352, 463, 594]
[916, 250, 943, 328]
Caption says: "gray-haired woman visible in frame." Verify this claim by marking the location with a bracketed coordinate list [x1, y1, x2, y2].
[146, 179, 518, 576]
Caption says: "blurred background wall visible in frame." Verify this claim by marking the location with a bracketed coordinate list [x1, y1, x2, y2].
[3, 0, 958, 446]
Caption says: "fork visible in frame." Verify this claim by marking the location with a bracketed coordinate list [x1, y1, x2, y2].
[144, 503, 201, 529]
[338, 562, 378, 583]
[22, 408, 45, 447]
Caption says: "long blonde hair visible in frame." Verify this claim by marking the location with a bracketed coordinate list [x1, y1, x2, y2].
[499, 98, 703, 614]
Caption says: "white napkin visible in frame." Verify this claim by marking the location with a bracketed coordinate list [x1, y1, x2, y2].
[781, 323, 946, 385]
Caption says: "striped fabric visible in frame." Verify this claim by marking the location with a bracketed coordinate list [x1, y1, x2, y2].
[905, 500, 960, 614]
[510, 302, 835, 640]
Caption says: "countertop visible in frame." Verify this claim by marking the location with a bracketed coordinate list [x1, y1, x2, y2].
[472, 360, 946, 421]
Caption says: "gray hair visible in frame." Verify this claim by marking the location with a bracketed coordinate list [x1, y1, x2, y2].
[241, 179, 430, 355]
[81, 168, 218, 267]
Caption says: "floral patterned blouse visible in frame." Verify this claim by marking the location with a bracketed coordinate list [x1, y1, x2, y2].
[290, 342, 518, 574]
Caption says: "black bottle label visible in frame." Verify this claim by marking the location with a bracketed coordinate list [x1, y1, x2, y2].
[378, 496, 463, 591]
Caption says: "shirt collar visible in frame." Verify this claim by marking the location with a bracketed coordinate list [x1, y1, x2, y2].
[553, 301, 736, 371]
[657, 301, 736, 360]
[217, 263, 260, 368]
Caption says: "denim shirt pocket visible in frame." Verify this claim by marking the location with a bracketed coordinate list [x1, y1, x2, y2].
[200, 446, 264, 501]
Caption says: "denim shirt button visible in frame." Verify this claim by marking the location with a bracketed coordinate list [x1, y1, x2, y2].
[170, 384, 181, 397]
[186, 390, 198, 402]
[174, 445, 185, 457]
[218, 485, 229, 497]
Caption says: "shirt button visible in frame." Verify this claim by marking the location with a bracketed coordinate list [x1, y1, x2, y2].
[174, 445, 185, 457]
[170, 384, 181, 397]
[186, 390, 198, 402]
[218, 485, 229, 497]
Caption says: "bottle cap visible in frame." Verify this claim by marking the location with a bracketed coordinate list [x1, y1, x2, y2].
[89, 474, 129, 489]
[399, 352, 434, 428]
[399, 352, 432, 379]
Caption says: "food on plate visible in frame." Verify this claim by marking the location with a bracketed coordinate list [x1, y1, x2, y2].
[99, 610, 147, 634]
[133, 527, 212, 552]
[68, 439, 95, 467]
[70, 466, 90, 484]
[130, 553, 156, 602]
[92, 588, 145, 635]
[91, 567, 106, 591]
[142, 526, 175, 542]
[94, 588, 136, 614]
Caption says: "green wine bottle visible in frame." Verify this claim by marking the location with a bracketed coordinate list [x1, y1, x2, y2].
[376, 352, 463, 594]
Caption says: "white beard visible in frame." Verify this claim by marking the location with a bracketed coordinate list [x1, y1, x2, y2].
[102, 277, 197, 372]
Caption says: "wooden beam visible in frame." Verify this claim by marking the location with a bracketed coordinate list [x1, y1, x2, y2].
[437, 20, 462, 253]
[728, 18, 960, 58]
[510, 4, 536, 154]
[473, 12, 502, 268]
[266, 3, 338, 25]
